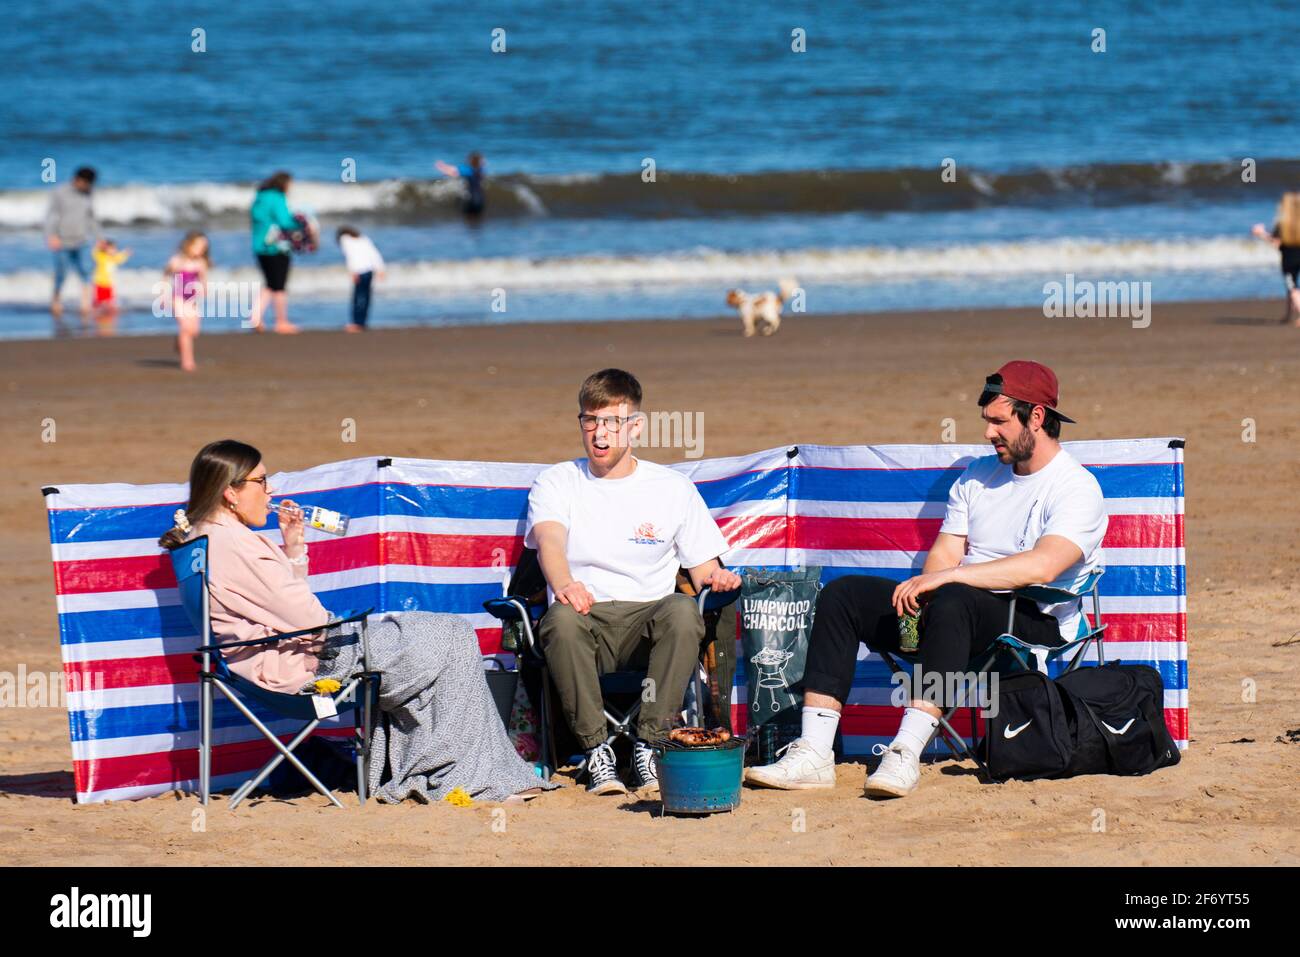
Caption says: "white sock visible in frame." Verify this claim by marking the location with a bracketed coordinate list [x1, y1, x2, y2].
[800, 706, 840, 758]
[892, 708, 939, 758]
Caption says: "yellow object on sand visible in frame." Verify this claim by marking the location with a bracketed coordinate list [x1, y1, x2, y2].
[443, 787, 475, 807]
[311, 678, 341, 695]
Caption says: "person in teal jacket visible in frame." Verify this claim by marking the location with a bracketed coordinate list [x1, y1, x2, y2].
[248, 171, 304, 333]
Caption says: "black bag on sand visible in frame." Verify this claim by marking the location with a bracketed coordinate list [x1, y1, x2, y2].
[984, 662, 1181, 781]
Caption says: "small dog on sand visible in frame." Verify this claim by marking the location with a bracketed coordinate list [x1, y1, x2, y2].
[726, 278, 798, 337]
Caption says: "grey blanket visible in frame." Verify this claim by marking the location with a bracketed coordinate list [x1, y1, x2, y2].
[314, 611, 556, 803]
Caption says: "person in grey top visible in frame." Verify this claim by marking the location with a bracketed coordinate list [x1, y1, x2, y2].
[45, 167, 99, 325]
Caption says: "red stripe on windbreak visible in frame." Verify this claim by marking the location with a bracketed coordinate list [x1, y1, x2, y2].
[62, 631, 506, 695]
[380, 532, 525, 568]
[715, 514, 788, 548]
[76, 728, 355, 796]
[1102, 513, 1184, 549]
[790, 517, 943, 551]
[56, 554, 175, 595]
[839, 704, 988, 737]
[64, 654, 200, 691]
[1098, 614, 1186, 642]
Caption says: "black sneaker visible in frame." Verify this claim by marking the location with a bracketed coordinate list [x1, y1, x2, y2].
[583, 742, 627, 796]
[630, 740, 659, 795]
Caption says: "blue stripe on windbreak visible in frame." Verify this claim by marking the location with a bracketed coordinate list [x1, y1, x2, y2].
[380, 580, 506, 616]
[68, 691, 355, 743]
[49, 486, 383, 545]
[1087, 463, 1184, 499]
[792, 467, 961, 503]
[843, 657, 1187, 691]
[382, 483, 529, 521]
[59, 584, 383, 645]
[789, 462, 1182, 503]
[61, 604, 196, 645]
[692, 468, 787, 509]
[818, 564, 1184, 597]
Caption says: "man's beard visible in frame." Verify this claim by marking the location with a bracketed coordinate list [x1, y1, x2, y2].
[1004, 427, 1036, 463]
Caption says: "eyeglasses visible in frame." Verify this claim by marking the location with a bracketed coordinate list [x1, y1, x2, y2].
[234, 475, 269, 490]
[578, 413, 640, 432]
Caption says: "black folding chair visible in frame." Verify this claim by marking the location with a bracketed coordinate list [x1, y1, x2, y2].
[483, 585, 739, 780]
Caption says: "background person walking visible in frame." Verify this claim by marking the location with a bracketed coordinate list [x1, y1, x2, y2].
[44, 166, 100, 329]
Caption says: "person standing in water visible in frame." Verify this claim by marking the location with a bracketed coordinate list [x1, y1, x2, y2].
[435, 152, 487, 221]
[1251, 192, 1300, 326]
[248, 171, 303, 333]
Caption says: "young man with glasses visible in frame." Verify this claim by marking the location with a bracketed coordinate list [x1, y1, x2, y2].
[746, 361, 1107, 798]
[525, 369, 742, 795]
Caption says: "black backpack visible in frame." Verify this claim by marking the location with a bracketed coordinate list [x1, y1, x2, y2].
[983, 663, 1181, 781]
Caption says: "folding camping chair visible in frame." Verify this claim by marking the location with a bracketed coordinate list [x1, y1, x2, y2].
[483, 585, 739, 780]
[169, 536, 380, 809]
[993, 568, 1108, 674]
[877, 567, 1107, 780]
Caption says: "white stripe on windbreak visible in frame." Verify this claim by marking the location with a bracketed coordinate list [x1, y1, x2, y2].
[786, 496, 1183, 519]
[58, 611, 502, 665]
[373, 565, 515, 586]
[381, 515, 525, 536]
[70, 713, 355, 762]
[79, 771, 249, 805]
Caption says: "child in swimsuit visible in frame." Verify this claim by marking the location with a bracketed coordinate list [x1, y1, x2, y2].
[164, 231, 210, 372]
[90, 238, 131, 332]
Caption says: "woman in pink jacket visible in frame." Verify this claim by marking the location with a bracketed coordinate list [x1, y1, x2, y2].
[159, 440, 551, 804]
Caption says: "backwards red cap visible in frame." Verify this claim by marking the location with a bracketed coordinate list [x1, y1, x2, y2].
[980, 360, 1076, 423]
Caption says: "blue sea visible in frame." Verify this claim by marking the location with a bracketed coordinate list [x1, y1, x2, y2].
[1, 1, 1297, 338]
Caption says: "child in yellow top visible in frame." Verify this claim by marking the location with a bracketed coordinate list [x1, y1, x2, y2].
[91, 238, 131, 330]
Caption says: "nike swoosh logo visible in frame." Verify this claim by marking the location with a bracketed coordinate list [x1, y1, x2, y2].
[1102, 717, 1136, 735]
[1003, 720, 1031, 739]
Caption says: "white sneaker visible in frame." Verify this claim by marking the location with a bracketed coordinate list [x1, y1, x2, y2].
[744, 738, 836, 790]
[863, 742, 920, 798]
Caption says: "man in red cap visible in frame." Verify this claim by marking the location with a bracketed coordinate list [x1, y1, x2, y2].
[746, 360, 1107, 797]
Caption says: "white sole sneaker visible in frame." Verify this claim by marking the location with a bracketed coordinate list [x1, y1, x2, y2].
[587, 778, 629, 796]
[862, 776, 913, 798]
[745, 768, 836, 790]
[863, 743, 920, 798]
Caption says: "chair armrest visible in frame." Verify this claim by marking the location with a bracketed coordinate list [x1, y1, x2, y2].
[1014, 584, 1086, 604]
[195, 608, 373, 653]
[483, 596, 535, 622]
[1015, 569, 1104, 605]
[696, 585, 742, 615]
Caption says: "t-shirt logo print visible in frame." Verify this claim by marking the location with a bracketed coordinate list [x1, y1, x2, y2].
[629, 521, 665, 545]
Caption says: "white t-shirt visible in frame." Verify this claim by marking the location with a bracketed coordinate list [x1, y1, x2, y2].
[939, 447, 1108, 639]
[338, 234, 385, 274]
[524, 457, 731, 603]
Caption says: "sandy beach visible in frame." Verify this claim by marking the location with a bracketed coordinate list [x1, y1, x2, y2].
[1, 299, 1297, 866]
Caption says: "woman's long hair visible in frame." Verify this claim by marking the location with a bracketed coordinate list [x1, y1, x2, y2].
[258, 170, 292, 193]
[1278, 193, 1300, 246]
[158, 440, 262, 549]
